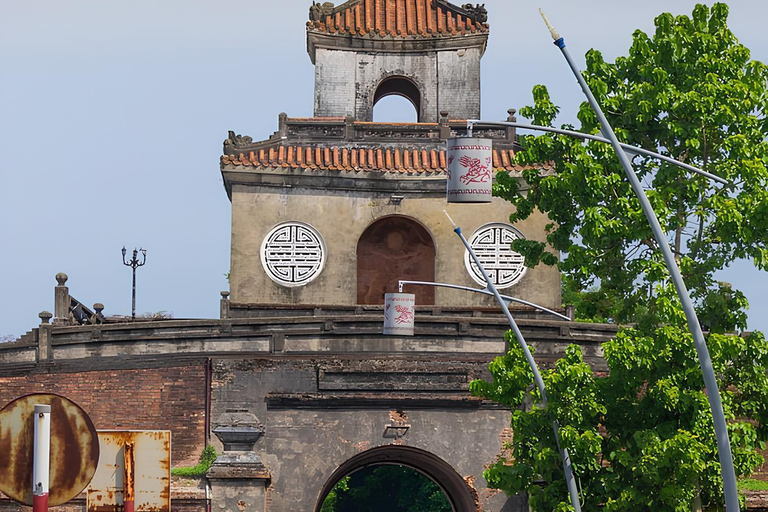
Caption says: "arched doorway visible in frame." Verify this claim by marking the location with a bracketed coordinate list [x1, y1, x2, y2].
[356, 216, 435, 305]
[373, 76, 421, 122]
[314, 445, 478, 512]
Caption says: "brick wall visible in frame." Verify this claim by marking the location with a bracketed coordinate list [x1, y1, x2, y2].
[0, 362, 208, 467]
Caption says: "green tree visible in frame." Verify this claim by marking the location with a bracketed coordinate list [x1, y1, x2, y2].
[497, 3, 768, 330]
[320, 465, 451, 512]
[471, 319, 768, 511]
[477, 3, 768, 510]
[562, 276, 623, 324]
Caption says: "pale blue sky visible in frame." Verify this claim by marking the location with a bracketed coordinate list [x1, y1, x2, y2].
[1, 0, 765, 337]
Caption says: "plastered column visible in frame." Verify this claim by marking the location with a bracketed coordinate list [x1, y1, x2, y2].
[207, 411, 270, 512]
[53, 273, 70, 326]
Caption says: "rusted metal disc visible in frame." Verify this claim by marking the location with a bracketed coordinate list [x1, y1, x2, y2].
[0, 393, 100, 506]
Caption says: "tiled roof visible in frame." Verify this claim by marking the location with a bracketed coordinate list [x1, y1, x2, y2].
[307, 0, 488, 38]
[221, 145, 538, 174]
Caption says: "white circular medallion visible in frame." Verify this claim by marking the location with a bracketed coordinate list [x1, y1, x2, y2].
[261, 222, 326, 287]
[464, 223, 527, 289]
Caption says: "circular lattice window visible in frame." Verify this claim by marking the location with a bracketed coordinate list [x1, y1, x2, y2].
[464, 223, 527, 289]
[260, 222, 327, 287]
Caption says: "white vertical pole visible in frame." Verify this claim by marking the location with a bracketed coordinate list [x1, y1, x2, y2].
[32, 404, 51, 512]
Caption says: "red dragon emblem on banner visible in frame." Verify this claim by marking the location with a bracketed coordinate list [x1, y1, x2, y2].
[458, 155, 492, 184]
[395, 305, 414, 324]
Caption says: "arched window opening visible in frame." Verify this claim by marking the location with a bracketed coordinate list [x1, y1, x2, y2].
[356, 216, 435, 305]
[373, 95, 418, 123]
[314, 446, 477, 512]
[373, 76, 421, 122]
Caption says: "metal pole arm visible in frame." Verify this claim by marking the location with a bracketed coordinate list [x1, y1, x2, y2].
[398, 279, 572, 322]
[466, 119, 726, 185]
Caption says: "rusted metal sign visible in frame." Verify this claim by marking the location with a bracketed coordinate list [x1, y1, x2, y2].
[86, 430, 171, 512]
[0, 393, 100, 506]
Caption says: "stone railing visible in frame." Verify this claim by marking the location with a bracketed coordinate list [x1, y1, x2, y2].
[3, 277, 616, 373]
[224, 110, 521, 153]
[1, 303, 617, 373]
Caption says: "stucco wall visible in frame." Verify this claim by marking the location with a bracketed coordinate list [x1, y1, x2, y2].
[314, 49, 357, 118]
[353, 51, 438, 121]
[436, 47, 482, 120]
[313, 47, 481, 121]
[228, 177, 561, 309]
[211, 357, 526, 512]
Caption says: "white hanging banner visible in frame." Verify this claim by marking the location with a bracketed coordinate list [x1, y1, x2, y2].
[446, 137, 493, 203]
[383, 293, 416, 336]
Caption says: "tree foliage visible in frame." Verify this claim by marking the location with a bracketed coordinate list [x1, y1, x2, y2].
[320, 466, 451, 512]
[496, 3, 768, 329]
[476, 3, 768, 510]
[472, 319, 768, 511]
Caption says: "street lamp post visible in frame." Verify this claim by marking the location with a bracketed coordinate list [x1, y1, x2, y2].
[121, 247, 147, 321]
[385, 217, 583, 510]
[443, 211, 583, 512]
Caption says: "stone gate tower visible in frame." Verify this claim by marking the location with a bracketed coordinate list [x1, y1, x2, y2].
[0, 3, 617, 512]
[223, 0, 561, 313]
[308, 0, 489, 122]
[213, 4, 569, 509]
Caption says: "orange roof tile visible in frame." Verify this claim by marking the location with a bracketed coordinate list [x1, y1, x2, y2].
[307, 0, 488, 39]
[221, 144, 547, 175]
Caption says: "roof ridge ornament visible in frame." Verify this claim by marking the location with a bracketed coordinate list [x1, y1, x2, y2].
[309, 1, 336, 22]
[225, 130, 253, 148]
[460, 3, 487, 24]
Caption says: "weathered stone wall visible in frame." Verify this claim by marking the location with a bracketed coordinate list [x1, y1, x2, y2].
[0, 362, 207, 466]
[313, 48, 357, 119]
[0, 309, 619, 511]
[228, 178, 560, 309]
[313, 47, 480, 121]
[210, 356, 525, 512]
[436, 47, 482, 121]
[353, 51, 438, 121]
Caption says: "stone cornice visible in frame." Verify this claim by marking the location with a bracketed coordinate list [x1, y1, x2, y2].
[0, 309, 616, 373]
[307, 30, 488, 64]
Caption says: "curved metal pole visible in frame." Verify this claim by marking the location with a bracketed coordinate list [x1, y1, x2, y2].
[398, 279, 572, 321]
[465, 121, 726, 185]
[443, 210, 582, 512]
[539, 11, 739, 511]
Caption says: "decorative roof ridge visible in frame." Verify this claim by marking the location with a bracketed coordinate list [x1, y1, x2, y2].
[353, 121, 440, 127]
[309, 0, 487, 22]
[307, 0, 488, 39]
[220, 144, 551, 176]
[287, 116, 348, 122]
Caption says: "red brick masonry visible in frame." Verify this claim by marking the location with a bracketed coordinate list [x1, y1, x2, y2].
[0, 363, 207, 466]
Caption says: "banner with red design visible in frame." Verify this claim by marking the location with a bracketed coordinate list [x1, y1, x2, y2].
[446, 137, 493, 203]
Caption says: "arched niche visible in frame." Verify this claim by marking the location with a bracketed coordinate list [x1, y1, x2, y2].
[314, 445, 478, 512]
[373, 76, 422, 121]
[356, 215, 436, 305]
